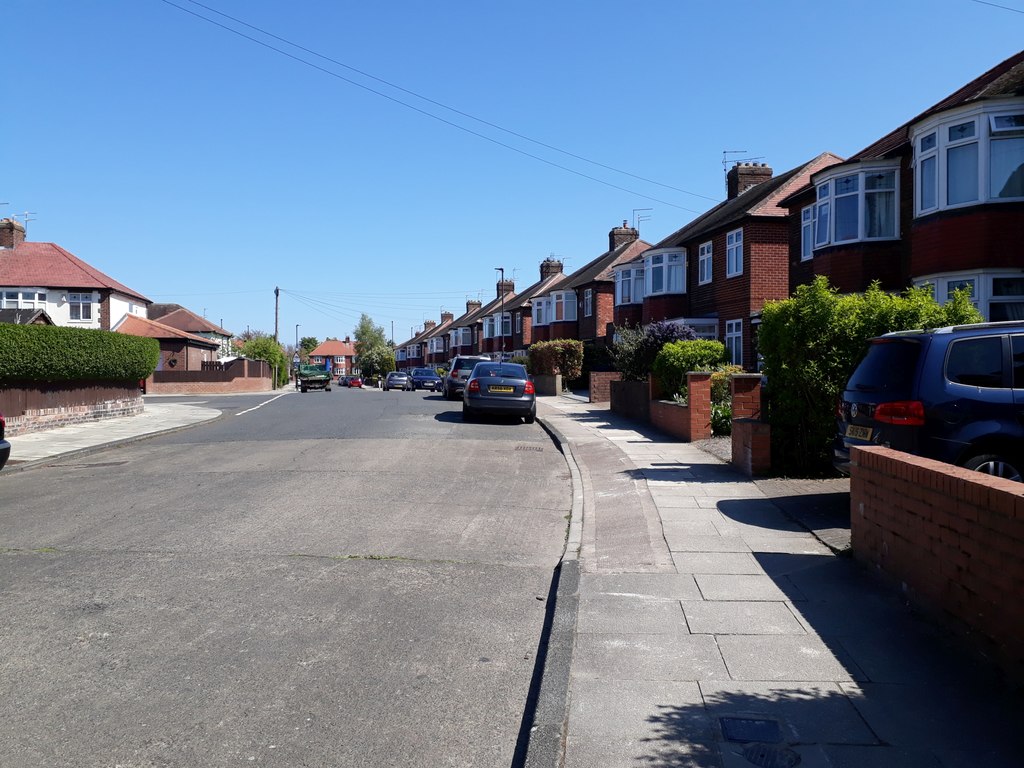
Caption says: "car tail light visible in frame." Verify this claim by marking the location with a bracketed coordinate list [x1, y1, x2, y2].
[874, 400, 925, 426]
[467, 380, 480, 393]
[524, 380, 535, 395]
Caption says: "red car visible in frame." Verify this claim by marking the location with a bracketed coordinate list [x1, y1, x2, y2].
[348, 377, 363, 388]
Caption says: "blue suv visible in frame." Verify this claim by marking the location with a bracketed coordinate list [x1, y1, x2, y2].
[834, 321, 1024, 481]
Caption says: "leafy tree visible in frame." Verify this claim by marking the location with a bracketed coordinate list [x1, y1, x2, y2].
[610, 320, 697, 381]
[352, 314, 393, 380]
[241, 334, 289, 388]
[528, 339, 584, 379]
[758, 276, 983, 475]
[300, 336, 319, 354]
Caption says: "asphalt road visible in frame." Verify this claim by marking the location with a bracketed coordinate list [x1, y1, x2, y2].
[0, 387, 572, 767]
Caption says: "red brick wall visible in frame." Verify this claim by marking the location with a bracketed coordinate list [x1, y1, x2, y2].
[642, 294, 684, 324]
[731, 374, 763, 419]
[589, 371, 621, 403]
[648, 373, 712, 441]
[3, 383, 143, 436]
[731, 419, 771, 476]
[146, 376, 273, 395]
[548, 320, 578, 341]
[851, 445, 1024, 683]
[912, 203, 1024, 275]
[614, 304, 642, 329]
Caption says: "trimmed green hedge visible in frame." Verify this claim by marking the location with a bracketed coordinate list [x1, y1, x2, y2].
[0, 324, 160, 383]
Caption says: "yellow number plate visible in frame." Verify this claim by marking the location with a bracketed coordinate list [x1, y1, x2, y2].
[845, 425, 872, 440]
[489, 386, 514, 393]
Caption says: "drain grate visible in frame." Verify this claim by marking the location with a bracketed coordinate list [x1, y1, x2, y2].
[739, 742, 800, 768]
[720, 716, 783, 744]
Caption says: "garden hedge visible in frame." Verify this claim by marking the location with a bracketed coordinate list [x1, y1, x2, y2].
[0, 324, 160, 383]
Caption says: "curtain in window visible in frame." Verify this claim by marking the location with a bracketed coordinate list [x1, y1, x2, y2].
[865, 190, 895, 237]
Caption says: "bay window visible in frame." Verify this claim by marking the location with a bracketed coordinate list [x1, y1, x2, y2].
[552, 291, 577, 322]
[812, 165, 898, 247]
[801, 206, 814, 260]
[913, 105, 1024, 214]
[644, 250, 685, 296]
[917, 272, 1024, 321]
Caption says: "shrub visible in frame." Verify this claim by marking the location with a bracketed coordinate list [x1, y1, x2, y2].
[528, 339, 584, 379]
[240, 335, 289, 387]
[711, 401, 733, 436]
[0, 324, 159, 383]
[758, 276, 983, 476]
[610, 320, 697, 381]
[652, 339, 727, 397]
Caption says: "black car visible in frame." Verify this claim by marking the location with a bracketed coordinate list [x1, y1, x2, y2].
[0, 411, 10, 471]
[410, 368, 443, 391]
[835, 321, 1024, 481]
[462, 362, 536, 423]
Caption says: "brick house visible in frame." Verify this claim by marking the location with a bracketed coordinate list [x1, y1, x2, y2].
[115, 314, 220, 370]
[309, 337, 358, 377]
[500, 257, 566, 357]
[424, 311, 455, 367]
[0, 218, 150, 330]
[445, 299, 483, 359]
[614, 155, 842, 370]
[148, 304, 233, 358]
[396, 320, 437, 371]
[785, 49, 1024, 321]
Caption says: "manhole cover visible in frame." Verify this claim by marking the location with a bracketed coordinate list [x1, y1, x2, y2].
[720, 716, 783, 744]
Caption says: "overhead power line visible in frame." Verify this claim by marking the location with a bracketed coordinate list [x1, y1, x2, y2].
[157, 0, 711, 212]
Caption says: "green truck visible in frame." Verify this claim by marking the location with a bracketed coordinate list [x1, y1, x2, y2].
[296, 364, 332, 393]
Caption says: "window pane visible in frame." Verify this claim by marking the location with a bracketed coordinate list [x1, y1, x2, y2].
[948, 121, 976, 142]
[920, 132, 937, 152]
[834, 174, 859, 194]
[1014, 336, 1024, 389]
[947, 279, 976, 301]
[991, 137, 1024, 198]
[993, 277, 1024, 296]
[865, 171, 894, 190]
[947, 142, 979, 204]
[815, 202, 830, 246]
[865, 190, 895, 237]
[920, 155, 937, 210]
[652, 266, 664, 293]
[834, 195, 858, 241]
[946, 337, 1003, 388]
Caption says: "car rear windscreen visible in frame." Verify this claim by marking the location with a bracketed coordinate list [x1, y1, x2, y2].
[847, 339, 922, 393]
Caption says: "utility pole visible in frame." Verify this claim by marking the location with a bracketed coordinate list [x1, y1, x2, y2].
[274, 287, 280, 342]
[495, 266, 505, 360]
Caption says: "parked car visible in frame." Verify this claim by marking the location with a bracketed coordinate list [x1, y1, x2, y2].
[384, 371, 411, 391]
[338, 375, 351, 387]
[443, 355, 491, 400]
[462, 362, 536, 423]
[410, 367, 443, 391]
[348, 376, 363, 388]
[834, 321, 1024, 481]
[0, 412, 10, 471]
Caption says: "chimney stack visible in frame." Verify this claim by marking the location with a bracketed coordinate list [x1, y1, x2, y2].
[727, 162, 773, 199]
[496, 279, 515, 298]
[441, 311, 454, 323]
[466, 299, 482, 313]
[0, 218, 26, 249]
[609, 220, 639, 251]
[540, 257, 563, 279]
[423, 320, 437, 331]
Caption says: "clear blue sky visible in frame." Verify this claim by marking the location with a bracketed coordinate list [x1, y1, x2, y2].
[5, 0, 1022, 346]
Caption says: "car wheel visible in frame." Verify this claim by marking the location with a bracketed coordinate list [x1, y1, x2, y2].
[462, 405, 475, 422]
[961, 453, 1023, 482]
[524, 411, 536, 424]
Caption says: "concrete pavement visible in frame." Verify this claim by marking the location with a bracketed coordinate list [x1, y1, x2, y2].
[3, 390, 1022, 766]
[537, 395, 1023, 768]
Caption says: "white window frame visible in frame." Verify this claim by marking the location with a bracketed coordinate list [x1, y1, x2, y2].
[583, 288, 593, 317]
[1, 289, 48, 309]
[515, 312, 522, 333]
[726, 229, 743, 277]
[698, 242, 712, 285]
[813, 165, 899, 248]
[725, 320, 743, 367]
[916, 271, 1024, 322]
[500, 312, 511, 337]
[69, 292, 95, 321]
[615, 269, 632, 305]
[645, 250, 685, 296]
[483, 316, 495, 339]
[912, 102, 1024, 215]
[533, 298, 547, 326]
[801, 206, 814, 261]
[551, 291, 577, 322]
